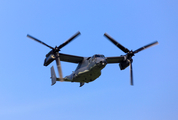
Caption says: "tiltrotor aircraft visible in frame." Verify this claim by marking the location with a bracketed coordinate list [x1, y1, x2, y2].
[27, 31, 158, 87]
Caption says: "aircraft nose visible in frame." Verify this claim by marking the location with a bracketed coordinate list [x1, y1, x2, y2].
[100, 60, 107, 65]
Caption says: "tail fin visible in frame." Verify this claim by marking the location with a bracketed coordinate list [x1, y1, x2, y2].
[51, 66, 57, 86]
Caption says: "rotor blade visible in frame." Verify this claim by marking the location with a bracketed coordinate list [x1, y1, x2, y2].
[130, 63, 133, 85]
[27, 34, 54, 49]
[58, 31, 81, 50]
[133, 41, 158, 54]
[104, 33, 130, 53]
[55, 53, 63, 82]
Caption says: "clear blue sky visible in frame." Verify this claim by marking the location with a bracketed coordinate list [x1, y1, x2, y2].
[0, 0, 178, 120]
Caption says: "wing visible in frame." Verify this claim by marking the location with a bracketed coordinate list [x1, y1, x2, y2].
[59, 53, 84, 63]
[106, 56, 125, 63]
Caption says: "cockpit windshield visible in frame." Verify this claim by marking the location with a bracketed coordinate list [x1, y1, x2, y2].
[94, 54, 105, 58]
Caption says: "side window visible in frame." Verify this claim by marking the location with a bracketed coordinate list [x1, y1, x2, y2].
[91, 56, 95, 61]
[94, 55, 96, 59]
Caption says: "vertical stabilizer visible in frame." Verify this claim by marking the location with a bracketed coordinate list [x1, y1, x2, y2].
[51, 66, 57, 86]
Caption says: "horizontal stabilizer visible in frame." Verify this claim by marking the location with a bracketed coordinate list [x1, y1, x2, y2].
[56, 78, 71, 82]
[51, 66, 71, 86]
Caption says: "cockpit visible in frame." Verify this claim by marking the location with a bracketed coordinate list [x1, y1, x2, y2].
[91, 54, 105, 60]
[94, 54, 105, 58]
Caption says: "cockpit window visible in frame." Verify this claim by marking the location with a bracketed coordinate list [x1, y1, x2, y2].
[94, 54, 105, 58]
[100, 55, 105, 58]
[95, 55, 100, 57]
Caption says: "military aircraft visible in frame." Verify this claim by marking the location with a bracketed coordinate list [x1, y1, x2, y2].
[27, 31, 158, 87]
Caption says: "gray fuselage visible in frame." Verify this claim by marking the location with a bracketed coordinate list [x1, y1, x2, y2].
[64, 54, 107, 83]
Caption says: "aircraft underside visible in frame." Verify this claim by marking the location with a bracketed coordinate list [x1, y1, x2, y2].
[72, 67, 101, 83]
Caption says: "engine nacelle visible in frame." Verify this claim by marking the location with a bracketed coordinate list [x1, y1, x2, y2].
[119, 60, 130, 70]
[44, 54, 55, 66]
